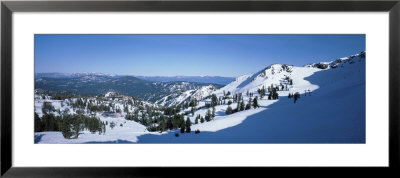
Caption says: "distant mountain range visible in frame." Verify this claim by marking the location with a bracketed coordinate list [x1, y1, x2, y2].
[35, 72, 119, 79]
[135, 76, 234, 85]
[35, 74, 223, 104]
[35, 73, 234, 85]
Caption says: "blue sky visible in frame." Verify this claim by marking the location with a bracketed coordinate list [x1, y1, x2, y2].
[35, 34, 365, 77]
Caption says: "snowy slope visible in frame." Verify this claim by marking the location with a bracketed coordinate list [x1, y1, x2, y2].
[35, 52, 366, 143]
[155, 85, 217, 107]
[213, 64, 320, 98]
[137, 53, 366, 143]
[35, 115, 154, 144]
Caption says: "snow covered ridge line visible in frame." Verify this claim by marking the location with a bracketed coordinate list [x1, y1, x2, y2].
[224, 51, 366, 88]
[304, 51, 366, 69]
[257, 51, 366, 74]
[215, 51, 365, 97]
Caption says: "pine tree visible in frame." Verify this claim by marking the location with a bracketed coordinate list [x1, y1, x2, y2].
[124, 105, 129, 114]
[240, 98, 245, 111]
[34, 112, 42, 132]
[185, 117, 191, 128]
[200, 116, 205, 123]
[245, 104, 250, 110]
[259, 86, 266, 99]
[179, 114, 185, 128]
[225, 106, 233, 115]
[167, 118, 173, 130]
[205, 114, 210, 122]
[185, 117, 192, 133]
[110, 121, 116, 129]
[294, 92, 300, 103]
[191, 106, 195, 116]
[133, 109, 139, 122]
[253, 97, 259, 109]
[211, 94, 218, 106]
[248, 97, 252, 107]
[102, 122, 106, 135]
[141, 114, 148, 126]
[212, 106, 216, 119]
[159, 118, 167, 132]
[180, 124, 185, 133]
[125, 113, 131, 120]
[61, 114, 72, 139]
[272, 89, 279, 100]
[72, 114, 82, 139]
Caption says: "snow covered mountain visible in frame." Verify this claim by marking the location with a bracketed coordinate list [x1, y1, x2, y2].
[213, 51, 366, 99]
[155, 85, 217, 107]
[34, 51, 366, 144]
[212, 63, 319, 98]
[137, 51, 366, 143]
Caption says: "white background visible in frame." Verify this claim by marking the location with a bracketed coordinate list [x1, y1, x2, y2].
[12, 12, 389, 167]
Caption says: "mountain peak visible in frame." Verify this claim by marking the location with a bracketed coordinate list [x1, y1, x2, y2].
[259, 63, 294, 78]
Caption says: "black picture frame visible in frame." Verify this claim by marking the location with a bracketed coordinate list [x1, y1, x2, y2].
[1, 0, 399, 177]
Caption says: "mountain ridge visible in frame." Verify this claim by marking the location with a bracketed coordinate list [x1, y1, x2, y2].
[35, 75, 223, 105]
[35, 73, 235, 85]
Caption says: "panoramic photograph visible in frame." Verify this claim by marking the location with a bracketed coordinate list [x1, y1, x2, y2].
[34, 34, 366, 144]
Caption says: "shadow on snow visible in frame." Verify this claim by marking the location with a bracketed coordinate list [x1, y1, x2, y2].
[135, 67, 365, 144]
[34, 134, 45, 143]
[79, 66, 365, 144]
[83, 139, 135, 144]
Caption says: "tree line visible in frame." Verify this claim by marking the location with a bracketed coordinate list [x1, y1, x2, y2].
[35, 112, 106, 139]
